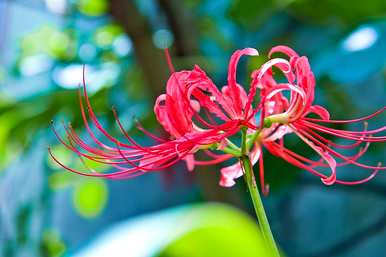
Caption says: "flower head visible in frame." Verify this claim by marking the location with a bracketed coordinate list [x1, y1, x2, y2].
[252, 46, 385, 194]
[50, 46, 385, 195]
[49, 48, 260, 182]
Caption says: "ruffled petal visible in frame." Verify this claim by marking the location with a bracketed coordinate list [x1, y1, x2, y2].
[307, 105, 330, 120]
[184, 154, 195, 171]
[227, 48, 259, 117]
[269, 45, 299, 59]
[219, 146, 261, 187]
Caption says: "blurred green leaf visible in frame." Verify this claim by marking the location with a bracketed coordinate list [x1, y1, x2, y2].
[48, 171, 78, 190]
[40, 230, 66, 257]
[228, 0, 293, 29]
[228, 0, 386, 28]
[183, 0, 204, 9]
[20, 26, 76, 61]
[16, 205, 32, 245]
[94, 25, 124, 48]
[290, 0, 386, 25]
[78, 0, 108, 16]
[72, 203, 272, 257]
[72, 179, 108, 218]
[48, 30, 76, 60]
[157, 204, 271, 257]
[0, 106, 43, 168]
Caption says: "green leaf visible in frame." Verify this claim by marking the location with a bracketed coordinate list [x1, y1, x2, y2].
[228, 0, 293, 29]
[78, 0, 108, 16]
[72, 179, 108, 218]
[290, 0, 386, 25]
[40, 230, 66, 257]
[156, 204, 272, 257]
[72, 203, 274, 257]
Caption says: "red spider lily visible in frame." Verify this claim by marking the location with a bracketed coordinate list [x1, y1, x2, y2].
[247, 45, 386, 195]
[49, 46, 385, 195]
[49, 48, 261, 183]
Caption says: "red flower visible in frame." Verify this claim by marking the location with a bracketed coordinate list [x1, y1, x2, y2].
[251, 46, 385, 194]
[49, 48, 261, 183]
[50, 46, 385, 194]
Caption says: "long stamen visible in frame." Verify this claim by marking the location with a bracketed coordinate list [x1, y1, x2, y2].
[258, 148, 269, 196]
[304, 107, 386, 123]
[294, 125, 386, 170]
[164, 48, 175, 74]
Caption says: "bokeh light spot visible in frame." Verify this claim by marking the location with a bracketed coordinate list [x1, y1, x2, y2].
[152, 29, 174, 49]
[73, 179, 108, 218]
[342, 26, 378, 52]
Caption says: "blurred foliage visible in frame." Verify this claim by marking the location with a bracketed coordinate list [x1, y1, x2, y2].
[290, 0, 386, 25]
[49, 171, 78, 190]
[0, 89, 111, 169]
[72, 203, 270, 257]
[47, 144, 109, 218]
[72, 179, 108, 218]
[157, 204, 270, 257]
[94, 25, 124, 48]
[19, 26, 76, 61]
[228, 0, 293, 29]
[39, 230, 66, 257]
[229, 0, 386, 29]
[77, 0, 108, 16]
[16, 205, 32, 245]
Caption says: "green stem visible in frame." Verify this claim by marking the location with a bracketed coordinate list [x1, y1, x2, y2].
[240, 128, 280, 256]
[222, 146, 241, 157]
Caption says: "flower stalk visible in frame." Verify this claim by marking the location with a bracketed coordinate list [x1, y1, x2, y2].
[240, 128, 280, 256]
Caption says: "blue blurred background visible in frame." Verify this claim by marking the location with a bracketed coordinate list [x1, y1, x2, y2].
[0, 0, 385, 256]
